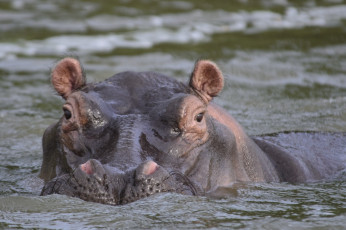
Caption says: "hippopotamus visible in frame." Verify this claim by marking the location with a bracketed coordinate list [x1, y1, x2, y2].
[39, 57, 345, 205]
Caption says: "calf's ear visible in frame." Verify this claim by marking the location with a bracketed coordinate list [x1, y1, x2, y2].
[189, 60, 224, 103]
[51, 57, 86, 100]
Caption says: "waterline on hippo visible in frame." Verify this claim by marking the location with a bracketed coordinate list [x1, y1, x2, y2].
[39, 57, 345, 205]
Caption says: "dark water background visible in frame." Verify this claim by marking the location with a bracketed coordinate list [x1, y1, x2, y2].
[0, 0, 345, 229]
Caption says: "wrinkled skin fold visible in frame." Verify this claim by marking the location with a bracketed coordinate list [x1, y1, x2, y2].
[39, 58, 345, 205]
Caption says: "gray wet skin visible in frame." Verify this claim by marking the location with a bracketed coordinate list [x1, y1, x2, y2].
[40, 58, 345, 205]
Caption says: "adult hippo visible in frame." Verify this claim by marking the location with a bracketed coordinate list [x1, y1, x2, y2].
[40, 57, 345, 205]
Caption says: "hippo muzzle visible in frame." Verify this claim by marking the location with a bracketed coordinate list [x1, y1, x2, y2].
[41, 159, 199, 205]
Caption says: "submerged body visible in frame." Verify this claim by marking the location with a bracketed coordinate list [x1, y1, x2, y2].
[40, 58, 345, 205]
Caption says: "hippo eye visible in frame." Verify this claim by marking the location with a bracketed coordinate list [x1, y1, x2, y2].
[63, 108, 72, 120]
[195, 113, 204, 122]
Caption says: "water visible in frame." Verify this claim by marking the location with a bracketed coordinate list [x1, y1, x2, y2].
[0, 0, 345, 229]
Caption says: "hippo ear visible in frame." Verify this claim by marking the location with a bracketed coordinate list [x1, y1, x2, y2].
[189, 60, 224, 103]
[51, 57, 86, 100]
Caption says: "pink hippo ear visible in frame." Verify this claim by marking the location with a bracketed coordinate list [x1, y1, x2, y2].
[51, 57, 86, 100]
[189, 60, 224, 103]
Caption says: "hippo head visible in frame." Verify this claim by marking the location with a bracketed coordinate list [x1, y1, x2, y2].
[39, 57, 228, 204]
[40, 57, 280, 205]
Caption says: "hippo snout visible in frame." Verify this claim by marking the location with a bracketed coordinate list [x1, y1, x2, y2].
[41, 160, 200, 205]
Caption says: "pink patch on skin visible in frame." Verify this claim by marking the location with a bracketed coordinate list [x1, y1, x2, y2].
[80, 161, 93, 175]
[143, 161, 158, 175]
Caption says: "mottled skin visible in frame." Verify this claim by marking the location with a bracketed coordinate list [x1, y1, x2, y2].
[41, 159, 197, 205]
[40, 58, 345, 205]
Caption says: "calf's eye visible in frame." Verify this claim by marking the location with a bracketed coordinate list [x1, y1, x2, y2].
[195, 113, 204, 122]
[63, 108, 72, 120]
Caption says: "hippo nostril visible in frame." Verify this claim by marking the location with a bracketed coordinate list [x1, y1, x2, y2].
[80, 161, 93, 175]
[142, 161, 158, 175]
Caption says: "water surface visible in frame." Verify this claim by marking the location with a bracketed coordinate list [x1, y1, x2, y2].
[0, 0, 345, 229]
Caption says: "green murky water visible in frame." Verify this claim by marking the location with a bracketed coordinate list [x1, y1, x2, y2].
[0, 0, 345, 229]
